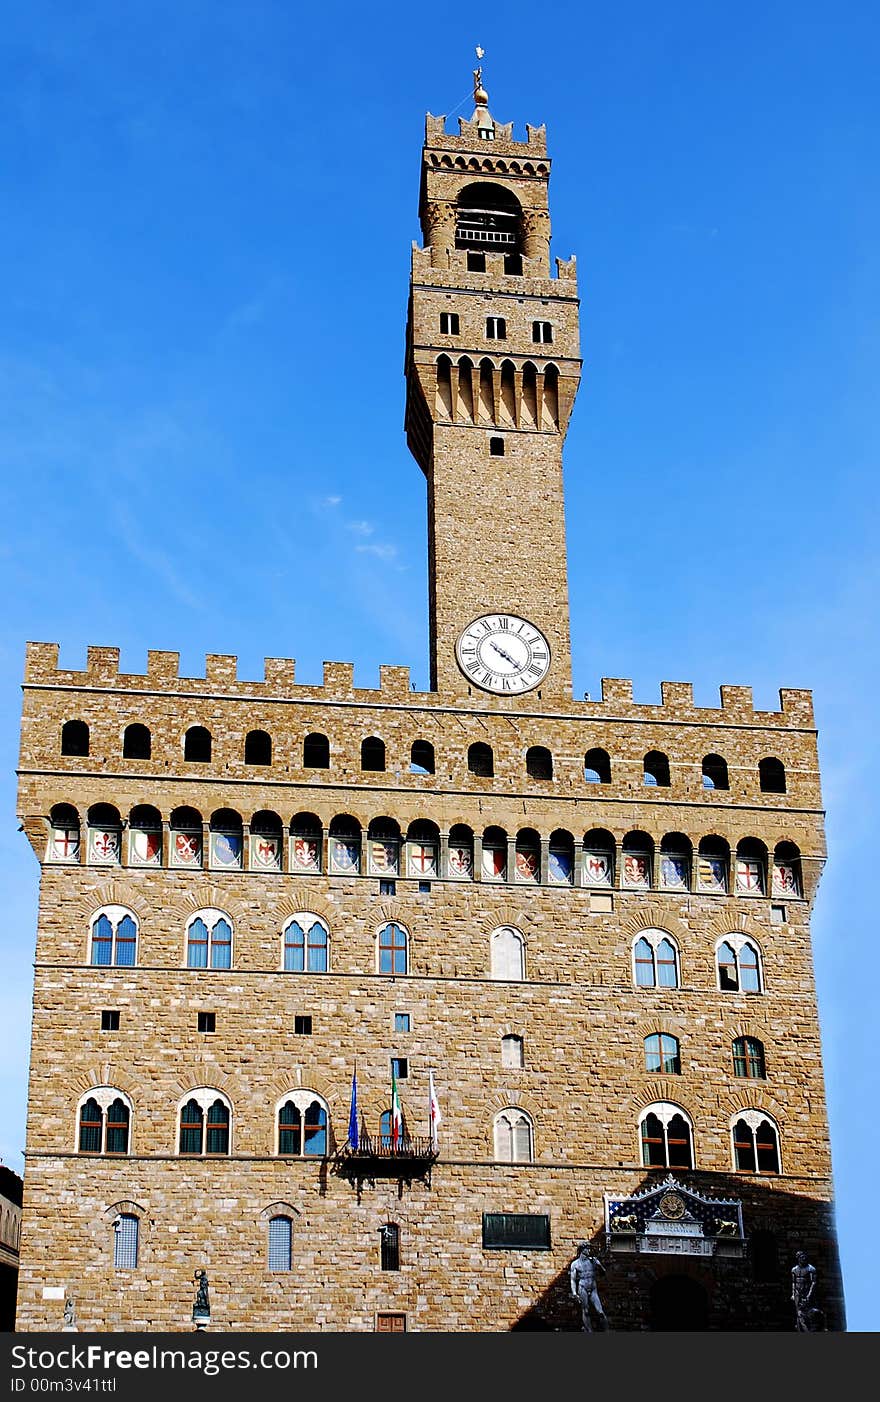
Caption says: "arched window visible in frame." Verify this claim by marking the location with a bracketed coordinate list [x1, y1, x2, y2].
[47, 803, 80, 863]
[644, 751, 670, 787]
[659, 833, 692, 891]
[283, 915, 329, 972]
[277, 1093, 328, 1157]
[407, 820, 439, 878]
[493, 1109, 533, 1163]
[633, 931, 679, 989]
[448, 824, 474, 879]
[583, 829, 614, 887]
[77, 1089, 131, 1155]
[501, 1034, 524, 1068]
[455, 181, 522, 254]
[584, 748, 611, 784]
[515, 828, 540, 883]
[548, 829, 575, 885]
[644, 1033, 681, 1075]
[367, 817, 401, 876]
[468, 742, 494, 777]
[732, 1112, 780, 1173]
[639, 1103, 693, 1169]
[378, 923, 408, 975]
[702, 754, 729, 790]
[90, 906, 138, 967]
[186, 909, 233, 970]
[113, 1213, 139, 1269]
[716, 936, 762, 993]
[209, 809, 243, 870]
[697, 835, 729, 893]
[735, 838, 767, 895]
[733, 1037, 766, 1079]
[526, 746, 552, 780]
[178, 1091, 231, 1156]
[250, 810, 283, 871]
[491, 926, 525, 981]
[410, 740, 435, 775]
[129, 805, 162, 866]
[303, 732, 330, 769]
[87, 803, 122, 865]
[622, 831, 653, 889]
[268, 1216, 293, 1271]
[290, 812, 321, 873]
[361, 736, 386, 772]
[773, 841, 802, 898]
[184, 726, 212, 763]
[759, 757, 786, 794]
[123, 724, 151, 761]
[329, 815, 361, 874]
[482, 825, 507, 880]
[244, 730, 272, 765]
[170, 806, 203, 868]
[61, 719, 89, 757]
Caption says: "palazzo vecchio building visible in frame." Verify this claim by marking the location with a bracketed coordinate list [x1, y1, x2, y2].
[15, 73, 844, 1332]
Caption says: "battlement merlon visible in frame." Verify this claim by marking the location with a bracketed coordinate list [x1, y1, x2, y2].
[425, 113, 548, 156]
[21, 644, 815, 727]
[410, 244, 578, 290]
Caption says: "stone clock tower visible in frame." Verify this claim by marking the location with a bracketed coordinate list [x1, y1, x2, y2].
[405, 71, 581, 701]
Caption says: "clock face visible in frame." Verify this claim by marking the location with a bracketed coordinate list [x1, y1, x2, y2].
[456, 613, 551, 694]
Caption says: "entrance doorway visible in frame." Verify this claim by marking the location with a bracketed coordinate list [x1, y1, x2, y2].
[650, 1274, 709, 1331]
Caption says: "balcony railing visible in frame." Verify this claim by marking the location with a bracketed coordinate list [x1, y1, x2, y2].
[339, 1133, 437, 1162]
[455, 227, 516, 246]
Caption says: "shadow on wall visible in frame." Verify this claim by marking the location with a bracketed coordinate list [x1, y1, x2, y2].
[510, 1170, 845, 1332]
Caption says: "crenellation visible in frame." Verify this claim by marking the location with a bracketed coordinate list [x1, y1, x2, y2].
[146, 650, 180, 681]
[86, 646, 120, 679]
[720, 685, 754, 716]
[205, 654, 238, 686]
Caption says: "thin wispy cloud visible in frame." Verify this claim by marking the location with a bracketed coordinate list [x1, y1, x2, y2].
[345, 519, 374, 536]
[356, 542, 398, 561]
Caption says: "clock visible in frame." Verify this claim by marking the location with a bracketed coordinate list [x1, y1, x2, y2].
[659, 1191, 685, 1221]
[455, 613, 551, 694]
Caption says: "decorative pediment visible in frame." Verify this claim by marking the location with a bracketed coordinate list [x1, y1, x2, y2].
[604, 1176, 745, 1259]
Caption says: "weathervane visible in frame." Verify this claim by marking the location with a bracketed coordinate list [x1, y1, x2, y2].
[473, 45, 488, 108]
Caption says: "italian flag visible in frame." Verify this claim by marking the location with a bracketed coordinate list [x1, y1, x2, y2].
[391, 1065, 403, 1150]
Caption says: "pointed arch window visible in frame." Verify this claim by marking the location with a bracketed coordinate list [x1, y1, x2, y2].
[186, 910, 233, 970]
[77, 1089, 131, 1155]
[491, 926, 525, 981]
[178, 1091, 231, 1156]
[732, 1111, 780, 1173]
[639, 1103, 693, 1169]
[283, 915, 329, 972]
[90, 907, 138, 967]
[277, 1093, 329, 1157]
[716, 936, 762, 993]
[493, 1108, 533, 1163]
[378, 923, 408, 975]
[633, 932, 679, 988]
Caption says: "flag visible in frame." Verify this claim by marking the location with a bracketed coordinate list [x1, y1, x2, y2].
[391, 1066, 403, 1151]
[428, 1070, 441, 1151]
[347, 1067, 359, 1150]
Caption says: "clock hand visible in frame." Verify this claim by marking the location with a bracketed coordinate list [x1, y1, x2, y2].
[489, 641, 519, 667]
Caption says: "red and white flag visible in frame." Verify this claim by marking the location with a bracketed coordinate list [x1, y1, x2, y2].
[428, 1070, 442, 1151]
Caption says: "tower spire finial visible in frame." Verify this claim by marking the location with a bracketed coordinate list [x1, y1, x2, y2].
[473, 45, 489, 110]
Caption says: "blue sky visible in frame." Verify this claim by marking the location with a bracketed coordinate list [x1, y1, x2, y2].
[1, 1, 878, 1329]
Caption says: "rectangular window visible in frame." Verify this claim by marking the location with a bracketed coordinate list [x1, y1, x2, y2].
[379, 879, 397, 896]
[391, 1057, 408, 1080]
[490, 437, 505, 457]
[294, 1015, 313, 1036]
[482, 1213, 551, 1251]
[467, 252, 486, 272]
[770, 904, 786, 925]
[197, 1012, 216, 1034]
[114, 1215, 139, 1270]
[376, 1313, 406, 1332]
[532, 320, 553, 344]
[380, 1223, 400, 1271]
[439, 312, 459, 335]
[501, 1035, 524, 1068]
[418, 880, 431, 894]
[101, 1010, 120, 1032]
[394, 1013, 410, 1033]
[486, 316, 507, 339]
[268, 1216, 292, 1272]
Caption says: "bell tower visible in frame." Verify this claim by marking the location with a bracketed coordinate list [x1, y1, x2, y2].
[405, 68, 582, 701]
